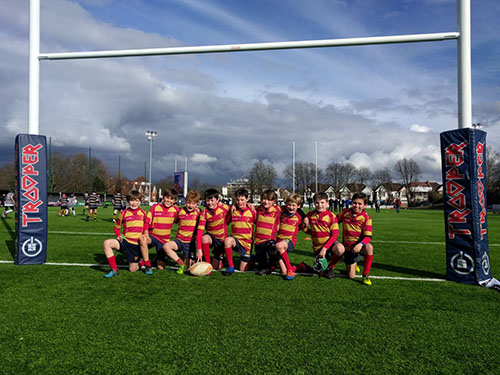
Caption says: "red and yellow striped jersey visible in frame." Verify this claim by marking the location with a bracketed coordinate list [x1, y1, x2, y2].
[197, 203, 230, 248]
[277, 209, 302, 246]
[146, 204, 179, 244]
[337, 208, 372, 247]
[114, 207, 147, 245]
[307, 209, 339, 251]
[254, 205, 281, 244]
[230, 207, 257, 251]
[176, 207, 200, 243]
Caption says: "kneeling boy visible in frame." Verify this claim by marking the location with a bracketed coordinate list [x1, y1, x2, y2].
[103, 190, 147, 277]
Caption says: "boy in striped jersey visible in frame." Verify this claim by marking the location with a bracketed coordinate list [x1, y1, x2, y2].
[298, 192, 339, 276]
[275, 194, 305, 280]
[86, 191, 100, 222]
[222, 188, 257, 276]
[103, 190, 147, 278]
[330, 192, 374, 285]
[112, 191, 124, 223]
[254, 190, 281, 276]
[163, 190, 201, 274]
[139, 189, 179, 273]
[197, 189, 230, 271]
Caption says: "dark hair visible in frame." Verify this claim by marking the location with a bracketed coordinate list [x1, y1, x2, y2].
[261, 189, 277, 202]
[162, 188, 177, 200]
[127, 190, 143, 202]
[352, 192, 368, 204]
[234, 188, 249, 198]
[313, 192, 329, 202]
[204, 188, 219, 200]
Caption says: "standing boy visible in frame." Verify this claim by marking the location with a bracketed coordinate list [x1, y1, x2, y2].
[140, 189, 179, 272]
[163, 190, 201, 274]
[58, 194, 68, 217]
[298, 192, 339, 277]
[196, 189, 230, 271]
[86, 191, 100, 222]
[102, 190, 147, 277]
[222, 188, 257, 276]
[254, 190, 281, 275]
[1, 190, 15, 219]
[112, 192, 124, 223]
[329, 192, 374, 285]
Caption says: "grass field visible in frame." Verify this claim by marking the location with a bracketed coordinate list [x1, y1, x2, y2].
[1, 207, 499, 374]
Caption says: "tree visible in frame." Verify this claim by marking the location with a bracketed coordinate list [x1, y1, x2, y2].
[0, 161, 15, 190]
[283, 161, 322, 195]
[394, 158, 421, 205]
[372, 168, 393, 187]
[247, 161, 277, 199]
[486, 146, 500, 203]
[325, 162, 356, 197]
[355, 167, 372, 185]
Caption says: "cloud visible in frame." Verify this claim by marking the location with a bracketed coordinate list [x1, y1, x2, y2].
[410, 124, 432, 133]
[191, 153, 217, 164]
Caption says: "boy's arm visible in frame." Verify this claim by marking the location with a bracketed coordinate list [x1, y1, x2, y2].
[113, 212, 123, 240]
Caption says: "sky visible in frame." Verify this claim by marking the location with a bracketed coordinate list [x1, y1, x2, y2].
[1, 0, 499, 186]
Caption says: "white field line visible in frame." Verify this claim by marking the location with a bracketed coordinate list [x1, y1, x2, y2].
[0, 260, 446, 282]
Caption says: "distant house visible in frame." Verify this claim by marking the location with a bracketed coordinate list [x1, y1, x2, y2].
[338, 183, 374, 202]
[374, 183, 403, 205]
[398, 181, 442, 205]
[224, 177, 249, 198]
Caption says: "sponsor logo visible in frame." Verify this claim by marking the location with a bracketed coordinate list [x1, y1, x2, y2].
[21, 236, 43, 258]
[20, 143, 44, 227]
[450, 251, 474, 275]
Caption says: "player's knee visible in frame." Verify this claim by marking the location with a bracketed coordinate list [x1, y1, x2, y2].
[129, 264, 139, 272]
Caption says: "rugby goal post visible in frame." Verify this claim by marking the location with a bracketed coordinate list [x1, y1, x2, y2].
[20, 0, 496, 288]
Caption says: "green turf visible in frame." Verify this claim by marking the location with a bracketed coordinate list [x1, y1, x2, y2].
[1, 207, 499, 374]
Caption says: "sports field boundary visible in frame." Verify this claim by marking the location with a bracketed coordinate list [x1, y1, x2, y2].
[0, 260, 446, 282]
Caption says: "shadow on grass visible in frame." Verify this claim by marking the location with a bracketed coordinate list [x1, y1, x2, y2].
[370, 261, 444, 279]
[1, 218, 16, 259]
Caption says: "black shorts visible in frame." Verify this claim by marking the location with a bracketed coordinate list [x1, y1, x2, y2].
[208, 234, 225, 260]
[254, 240, 277, 255]
[344, 250, 360, 265]
[233, 238, 251, 262]
[173, 239, 196, 259]
[117, 240, 141, 264]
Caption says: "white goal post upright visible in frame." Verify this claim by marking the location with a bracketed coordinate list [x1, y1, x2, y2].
[28, 0, 471, 135]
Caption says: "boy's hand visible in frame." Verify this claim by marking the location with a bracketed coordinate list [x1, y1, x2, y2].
[196, 249, 203, 262]
[353, 243, 363, 253]
[318, 248, 327, 258]
[247, 203, 256, 211]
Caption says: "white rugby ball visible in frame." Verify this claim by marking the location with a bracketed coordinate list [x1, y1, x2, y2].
[189, 261, 213, 276]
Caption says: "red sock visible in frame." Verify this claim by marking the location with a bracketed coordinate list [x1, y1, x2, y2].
[139, 260, 145, 268]
[175, 258, 184, 266]
[328, 254, 342, 270]
[202, 242, 211, 263]
[145, 260, 151, 267]
[280, 251, 292, 270]
[225, 246, 234, 268]
[107, 255, 118, 271]
[363, 254, 373, 276]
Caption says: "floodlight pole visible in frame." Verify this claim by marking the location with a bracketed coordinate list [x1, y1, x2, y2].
[145, 130, 157, 204]
[315, 141, 318, 194]
[292, 141, 296, 194]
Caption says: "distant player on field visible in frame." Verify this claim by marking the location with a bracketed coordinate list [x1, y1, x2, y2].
[297, 192, 339, 278]
[222, 188, 257, 276]
[329, 192, 374, 285]
[163, 190, 201, 275]
[82, 191, 89, 216]
[103, 190, 147, 278]
[139, 189, 179, 273]
[58, 194, 68, 217]
[1, 191, 15, 219]
[86, 191, 100, 222]
[112, 191, 124, 223]
[196, 188, 230, 271]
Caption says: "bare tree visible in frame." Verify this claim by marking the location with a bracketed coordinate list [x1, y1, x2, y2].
[355, 167, 372, 185]
[372, 168, 393, 187]
[394, 158, 421, 204]
[325, 162, 356, 197]
[283, 161, 322, 194]
[0, 161, 15, 190]
[248, 161, 277, 198]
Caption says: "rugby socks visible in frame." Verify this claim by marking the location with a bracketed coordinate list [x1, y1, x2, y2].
[225, 246, 234, 268]
[145, 260, 151, 267]
[107, 255, 118, 271]
[202, 242, 211, 263]
[175, 258, 185, 266]
[363, 254, 373, 276]
[280, 251, 292, 271]
[327, 254, 342, 270]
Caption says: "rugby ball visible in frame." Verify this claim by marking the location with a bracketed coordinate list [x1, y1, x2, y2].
[189, 261, 213, 276]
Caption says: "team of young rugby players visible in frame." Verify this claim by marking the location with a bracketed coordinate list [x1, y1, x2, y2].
[103, 188, 374, 285]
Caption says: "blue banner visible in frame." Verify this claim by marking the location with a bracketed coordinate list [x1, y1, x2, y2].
[15, 134, 48, 265]
[440, 128, 491, 285]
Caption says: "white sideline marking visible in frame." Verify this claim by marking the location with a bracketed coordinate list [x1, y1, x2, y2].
[0, 260, 446, 282]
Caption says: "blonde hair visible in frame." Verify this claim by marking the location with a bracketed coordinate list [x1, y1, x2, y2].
[286, 193, 302, 206]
